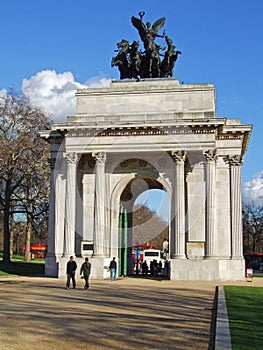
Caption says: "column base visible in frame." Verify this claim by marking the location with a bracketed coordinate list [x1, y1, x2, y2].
[45, 255, 59, 277]
[62, 254, 75, 258]
[92, 254, 105, 257]
[170, 258, 245, 281]
[172, 254, 186, 259]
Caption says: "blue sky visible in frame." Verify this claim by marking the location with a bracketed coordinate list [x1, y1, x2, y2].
[0, 0, 262, 217]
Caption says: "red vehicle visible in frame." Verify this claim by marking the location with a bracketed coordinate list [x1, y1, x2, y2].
[30, 244, 47, 259]
[132, 243, 156, 263]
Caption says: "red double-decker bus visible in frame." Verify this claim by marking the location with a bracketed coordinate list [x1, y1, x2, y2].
[30, 244, 47, 259]
[132, 243, 156, 263]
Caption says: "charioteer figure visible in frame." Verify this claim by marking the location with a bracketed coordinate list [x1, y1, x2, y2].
[111, 12, 182, 80]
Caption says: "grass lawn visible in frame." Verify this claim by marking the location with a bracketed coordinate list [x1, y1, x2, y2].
[224, 285, 263, 350]
[0, 253, 45, 277]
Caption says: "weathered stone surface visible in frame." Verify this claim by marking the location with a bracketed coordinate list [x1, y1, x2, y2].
[41, 79, 252, 280]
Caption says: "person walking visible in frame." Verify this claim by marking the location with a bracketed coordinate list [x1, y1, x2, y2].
[109, 257, 117, 281]
[65, 256, 77, 289]
[80, 257, 91, 290]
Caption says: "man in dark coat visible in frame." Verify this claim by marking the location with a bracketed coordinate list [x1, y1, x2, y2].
[109, 257, 117, 281]
[80, 257, 91, 290]
[65, 256, 77, 289]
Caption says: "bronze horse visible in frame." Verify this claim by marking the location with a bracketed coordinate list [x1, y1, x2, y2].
[161, 36, 181, 78]
[111, 39, 132, 79]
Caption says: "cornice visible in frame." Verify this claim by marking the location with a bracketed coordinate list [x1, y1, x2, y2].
[41, 118, 253, 160]
[66, 124, 217, 138]
[216, 123, 253, 157]
[75, 79, 215, 97]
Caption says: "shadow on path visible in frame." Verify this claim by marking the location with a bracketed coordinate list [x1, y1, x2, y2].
[0, 277, 216, 350]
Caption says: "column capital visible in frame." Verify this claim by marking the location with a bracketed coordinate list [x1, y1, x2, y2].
[171, 150, 186, 163]
[203, 150, 217, 162]
[228, 155, 243, 166]
[63, 152, 80, 166]
[92, 151, 107, 165]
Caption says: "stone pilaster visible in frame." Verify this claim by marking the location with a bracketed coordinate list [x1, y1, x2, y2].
[204, 150, 217, 258]
[47, 158, 56, 258]
[171, 151, 186, 259]
[54, 173, 66, 257]
[63, 152, 80, 257]
[93, 152, 107, 256]
[229, 155, 243, 258]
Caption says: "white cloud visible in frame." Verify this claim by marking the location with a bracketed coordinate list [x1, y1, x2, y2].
[21, 70, 111, 122]
[84, 76, 111, 88]
[243, 171, 263, 205]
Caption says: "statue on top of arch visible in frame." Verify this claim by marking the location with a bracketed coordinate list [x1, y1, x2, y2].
[111, 12, 182, 80]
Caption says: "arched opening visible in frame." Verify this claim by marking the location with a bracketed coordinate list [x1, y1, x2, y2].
[118, 177, 169, 278]
[135, 189, 169, 224]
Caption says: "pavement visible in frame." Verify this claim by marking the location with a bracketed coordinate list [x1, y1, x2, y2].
[0, 275, 262, 350]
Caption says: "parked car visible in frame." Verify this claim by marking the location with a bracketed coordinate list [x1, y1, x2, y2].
[249, 261, 261, 270]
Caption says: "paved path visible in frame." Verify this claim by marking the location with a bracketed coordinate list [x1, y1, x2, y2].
[0, 276, 262, 350]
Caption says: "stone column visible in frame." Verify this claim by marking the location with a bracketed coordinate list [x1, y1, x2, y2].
[82, 174, 94, 242]
[63, 152, 80, 257]
[54, 172, 66, 257]
[229, 155, 243, 258]
[93, 152, 106, 256]
[47, 158, 56, 258]
[204, 150, 217, 258]
[171, 151, 186, 258]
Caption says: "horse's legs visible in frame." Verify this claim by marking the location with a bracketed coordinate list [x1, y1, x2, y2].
[156, 58, 161, 77]
[149, 58, 153, 78]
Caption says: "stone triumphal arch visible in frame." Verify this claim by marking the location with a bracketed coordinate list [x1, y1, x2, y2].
[41, 79, 252, 280]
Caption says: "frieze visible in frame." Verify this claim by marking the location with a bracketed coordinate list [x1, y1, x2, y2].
[67, 126, 216, 138]
[139, 159, 148, 167]
[217, 135, 243, 140]
[120, 160, 128, 167]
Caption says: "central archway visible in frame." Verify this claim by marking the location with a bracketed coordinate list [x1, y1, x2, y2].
[113, 164, 171, 277]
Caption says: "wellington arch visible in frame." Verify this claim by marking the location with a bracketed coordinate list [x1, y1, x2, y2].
[40, 78, 252, 280]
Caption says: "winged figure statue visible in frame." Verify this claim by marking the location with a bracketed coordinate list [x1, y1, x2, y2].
[131, 12, 166, 51]
[131, 13, 166, 77]
[111, 12, 181, 79]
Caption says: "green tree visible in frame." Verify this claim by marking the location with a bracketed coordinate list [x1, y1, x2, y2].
[0, 91, 50, 263]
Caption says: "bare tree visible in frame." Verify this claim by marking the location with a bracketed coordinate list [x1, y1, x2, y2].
[132, 204, 168, 248]
[0, 91, 50, 263]
[243, 203, 263, 253]
[20, 145, 50, 262]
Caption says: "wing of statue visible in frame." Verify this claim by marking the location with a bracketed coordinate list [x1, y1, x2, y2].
[131, 16, 146, 40]
[152, 17, 166, 35]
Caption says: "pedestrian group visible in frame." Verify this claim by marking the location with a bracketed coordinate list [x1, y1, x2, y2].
[65, 256, 118, 289]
